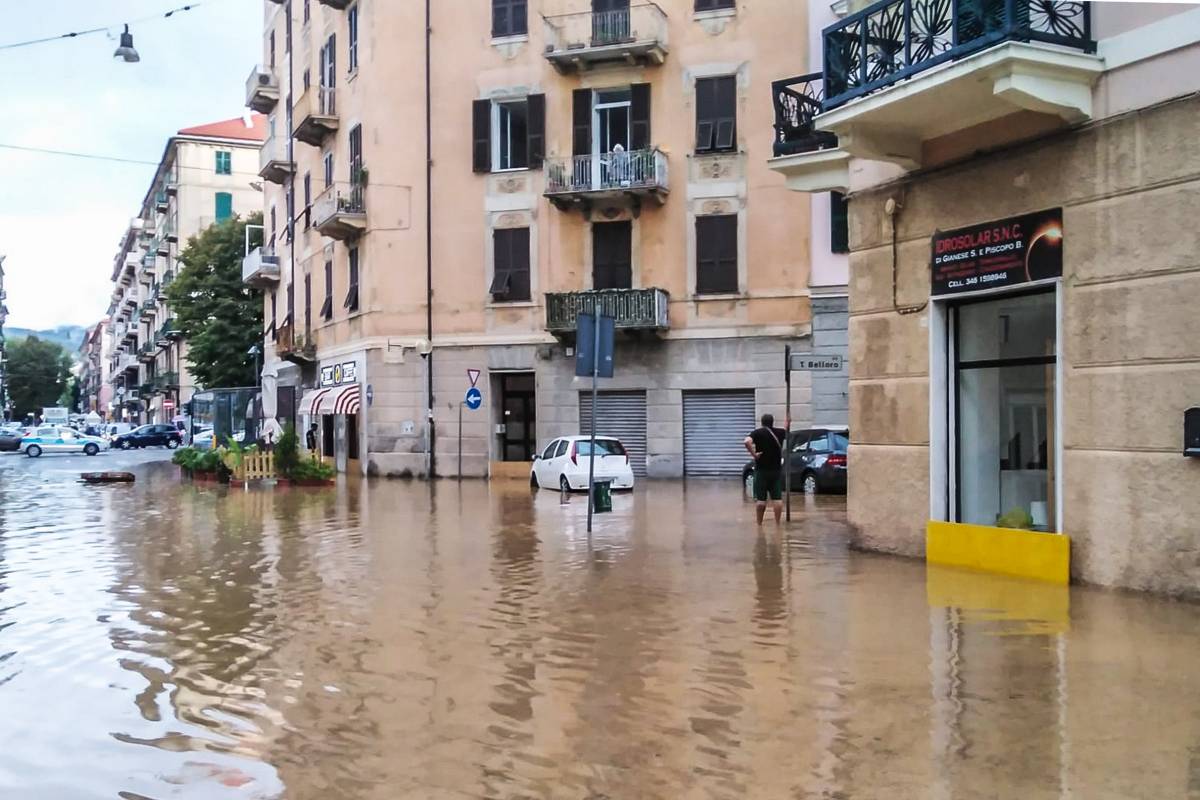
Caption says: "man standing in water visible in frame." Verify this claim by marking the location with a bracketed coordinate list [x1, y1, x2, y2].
[744, 413, 790, 525]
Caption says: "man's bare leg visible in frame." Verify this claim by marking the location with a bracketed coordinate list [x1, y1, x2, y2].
[755, 501, 767, 525]
[772, 499, 783, 524]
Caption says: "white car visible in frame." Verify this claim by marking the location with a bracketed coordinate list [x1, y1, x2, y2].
[21, 426, 108, 458]
[531, 435, 636, 492]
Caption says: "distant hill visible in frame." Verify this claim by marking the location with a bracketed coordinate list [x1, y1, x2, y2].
[4, 325, 89, 355]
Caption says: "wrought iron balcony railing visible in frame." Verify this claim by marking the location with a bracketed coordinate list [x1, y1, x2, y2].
[544, 148, 669, 200]
[543, 3, 668, 71]
[544, 287, 670, 334]
[822, 0, 1094, 110]
[772, 73, 841, 157]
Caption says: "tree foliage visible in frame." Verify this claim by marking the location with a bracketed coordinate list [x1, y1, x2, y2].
[7, 336, 72, 417]
[165, 213, 265, 388]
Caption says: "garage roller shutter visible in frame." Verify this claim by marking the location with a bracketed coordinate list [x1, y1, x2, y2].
[579, 391, 648, 476]
[683, 390, 756, 477]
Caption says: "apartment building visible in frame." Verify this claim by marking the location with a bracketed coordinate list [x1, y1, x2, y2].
[0, 255, 8, 419]
[78, 320, 111, 416]
[248, 0, 847, 477]
[106, 117, 265, 424]
[769, 0, 1200, 595]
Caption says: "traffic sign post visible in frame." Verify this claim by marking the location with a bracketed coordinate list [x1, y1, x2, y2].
[459, 385, 483, 480]
[577, 311, 616, 534]
[464, 387, 482, 409]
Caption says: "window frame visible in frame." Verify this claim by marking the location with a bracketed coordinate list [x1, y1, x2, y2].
[492, 98, 530, 172]
[694, 75, 738, 154]
[694, 0, 736, 11]
[490, 227, 531, 303]
[303, 172, 312, 230]
[491, 0, 528, 38]
[214, 150, 232, 175]
[348, 3, 359, 73]
[695, 213, 739, 295]
[321, 259, 334, 321]
[344, 247, 360, 313]
[215, 191, 234, 222]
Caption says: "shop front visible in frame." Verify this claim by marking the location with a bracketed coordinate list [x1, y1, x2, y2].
[925, 208, 1068, 583]
[299, 357, 364, 474]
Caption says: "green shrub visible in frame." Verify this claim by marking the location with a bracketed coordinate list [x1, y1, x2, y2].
[276, 423, 300, 478]
[288, 457, 335, 482]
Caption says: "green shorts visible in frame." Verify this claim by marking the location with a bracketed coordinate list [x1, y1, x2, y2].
[753, 469, 783, 502]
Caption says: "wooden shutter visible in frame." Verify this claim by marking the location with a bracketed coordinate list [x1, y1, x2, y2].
[593, 221, 632, 290]
[215, 192, 233, 222]
[696, 76, 736, 152]
[527, 94, 545, 169]
[631, 83, 651, 151]
[696, 215, 738, 294]
[510, 228, 531, 301]
[715, 76, 737, 151]
[572, 89, 591, 156]
[472, 99, 491, 173]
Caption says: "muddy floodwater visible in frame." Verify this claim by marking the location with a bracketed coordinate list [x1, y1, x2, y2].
[1, 463, 1199, 799]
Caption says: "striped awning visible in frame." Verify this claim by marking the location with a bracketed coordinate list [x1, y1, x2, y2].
[301, 384, 362, 416]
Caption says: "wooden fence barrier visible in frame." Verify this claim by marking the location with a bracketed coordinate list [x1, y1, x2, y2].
[237, 452, 277, 481]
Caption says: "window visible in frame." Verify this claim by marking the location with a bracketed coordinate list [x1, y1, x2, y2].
[472, 95, 543, 173]
[303, 173, 312, 230]
[215, 192, 233, 222]
[695, 76, 737, 153]
[348, 4, 359, 72]
[695, 0, 735, 10]
[303, 0, 310, 23]
[323, 152, 334, 188]
[270, 205, 277, 245]
[285, 187, 295, 241]
[285, 0, 292, 52]
[286, 281, 294, 324]
[830, 191, 849, 254]
[540, 440, 559, 460]
[215, 151, 232, 175]
[270, 291, 277, 337]
[492, 0, 527, 37]
[554, 439, 570, 458]
[490, 227, 531, 303]
[269, 31, 276, 69]
[807, 433, 830, 453]
[696, 214, 738, 294]
[495, 100, 528, 171]
[349, 124, 363, 184]
[303, 67, 310, 92]
[321, 259, 333, 320]
[955, 290, 1056, 530]
[304, 273, 312, 333]
[345, 247, 360, 313]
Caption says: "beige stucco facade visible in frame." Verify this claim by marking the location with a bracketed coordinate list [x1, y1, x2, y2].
[770, 1, 1200, 595]
[256, 0, 847, 478]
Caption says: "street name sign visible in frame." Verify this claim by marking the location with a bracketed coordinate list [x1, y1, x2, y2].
[788, 353, 844, 372]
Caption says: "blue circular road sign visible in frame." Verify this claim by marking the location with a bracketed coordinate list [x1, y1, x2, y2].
[464, 387, 482, 410]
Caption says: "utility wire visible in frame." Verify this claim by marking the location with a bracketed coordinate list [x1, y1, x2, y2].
[0, 3, 205, 51]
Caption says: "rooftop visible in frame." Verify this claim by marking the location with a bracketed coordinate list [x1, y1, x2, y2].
[177, 114, 267, 142]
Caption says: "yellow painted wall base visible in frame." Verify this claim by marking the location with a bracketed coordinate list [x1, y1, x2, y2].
[926, 520, 1070, 585]
[490, 461, 533, 480]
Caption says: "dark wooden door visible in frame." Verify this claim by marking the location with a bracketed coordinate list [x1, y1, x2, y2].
[500, 374, 536, 462]
[593, 221, 632, 290]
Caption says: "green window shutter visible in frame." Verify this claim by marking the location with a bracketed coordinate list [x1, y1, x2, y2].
[215, 192, 233, 222]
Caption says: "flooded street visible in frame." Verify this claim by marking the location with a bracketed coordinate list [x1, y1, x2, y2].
[1, 464, 1199, 799]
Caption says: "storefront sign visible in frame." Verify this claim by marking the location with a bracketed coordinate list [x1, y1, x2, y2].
[319, 361, 358, 387]
[931, 208, 1063, 297]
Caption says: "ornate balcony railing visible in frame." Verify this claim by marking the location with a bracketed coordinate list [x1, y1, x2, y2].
[277, 322, 317, 364]
[822, 0, 1094, 110]
[544, 148, 669, 199]
[772, 73, 840, 157]
[543, 3, 668, 71]
[544, 287, 670, 334]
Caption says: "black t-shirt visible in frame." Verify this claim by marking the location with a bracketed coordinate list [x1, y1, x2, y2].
[749, 427, 788, 472]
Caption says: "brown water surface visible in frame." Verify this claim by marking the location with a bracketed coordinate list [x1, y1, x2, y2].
[1, 465, 1198, 798]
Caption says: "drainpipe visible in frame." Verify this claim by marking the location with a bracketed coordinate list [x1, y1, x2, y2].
[425, 0, 436, 478]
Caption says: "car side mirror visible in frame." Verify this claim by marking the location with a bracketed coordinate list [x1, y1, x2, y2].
[532, 454, 540, 461]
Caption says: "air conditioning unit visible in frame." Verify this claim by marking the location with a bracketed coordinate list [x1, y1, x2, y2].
[257, 72, 272, 87]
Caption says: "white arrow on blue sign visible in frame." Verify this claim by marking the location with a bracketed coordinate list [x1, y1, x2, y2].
[464, 387, 482, 410]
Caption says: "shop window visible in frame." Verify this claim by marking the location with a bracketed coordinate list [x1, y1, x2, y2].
[955, 290, 1056, 530]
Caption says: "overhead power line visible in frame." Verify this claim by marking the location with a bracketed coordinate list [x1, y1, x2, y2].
[0, 3, 205, 51]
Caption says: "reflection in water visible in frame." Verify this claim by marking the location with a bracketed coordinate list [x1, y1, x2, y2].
[0, 466, 1199, 799]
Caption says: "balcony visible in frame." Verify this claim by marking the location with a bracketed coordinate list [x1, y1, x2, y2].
[544, 287, 670, 335]
[157, 272, 173, 299]
[544, 148, 668, 212]
[277, 322, 317, 365]
[139, 301, 157, 322]
[155, 371, 180, 390]
[245, 65, 280, 113]
[155, 191, 168, 213]
[318, 0, 352, 8]
[809, 0, 1099, 168]
[156, 319, 182, 347]
[243, 246, 281, 286]
[543, 3, 668, 73]
[164, 214, 179, 244]
[313, 183, 366, 240]
[258, 134, 294, 184]
[137, 342, 156, 363]
[768, 74, 851, 192]
[156, 237, 170, 257]
[293, 85, 338, 147]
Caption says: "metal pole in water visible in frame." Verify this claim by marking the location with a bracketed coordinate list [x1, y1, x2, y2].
[785, 344, 792, 522]
[457, 400, 463, 481]
[586, 311, 599, 534]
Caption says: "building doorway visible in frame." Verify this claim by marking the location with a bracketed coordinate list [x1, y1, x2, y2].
[499, 373, 536, 461]
[953, 289, 1057, 530]
[592, 220, 632, 289]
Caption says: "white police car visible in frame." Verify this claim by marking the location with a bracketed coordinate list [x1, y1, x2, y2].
[21, 426, 107, 458]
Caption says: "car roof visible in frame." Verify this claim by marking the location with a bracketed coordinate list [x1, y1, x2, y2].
[562, 435, 622, 442]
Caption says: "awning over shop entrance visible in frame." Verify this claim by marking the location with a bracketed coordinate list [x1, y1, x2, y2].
[300, 384, 362, 416]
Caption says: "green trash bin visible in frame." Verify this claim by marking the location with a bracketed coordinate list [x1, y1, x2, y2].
[592, 479, 613, 513]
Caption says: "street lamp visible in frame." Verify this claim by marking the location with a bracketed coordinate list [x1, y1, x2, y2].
[113, 24, 140, 63]
[248, 344, 261, 387]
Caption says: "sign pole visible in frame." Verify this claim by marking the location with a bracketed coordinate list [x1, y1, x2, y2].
[784, 345, 792, 522]
[586, 311, 599, 535]
[457, 400, 463, 481]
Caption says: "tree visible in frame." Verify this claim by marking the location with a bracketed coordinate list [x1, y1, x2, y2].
[60, 375, 82, 411]
[7, 336, 72, 417]
[166, 213, 265, 388]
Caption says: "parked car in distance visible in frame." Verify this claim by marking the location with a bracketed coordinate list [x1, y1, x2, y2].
[0, 426, 35, 452]
[531, 435, 636, 492]
[191, 429, 246, 451]
[111, 424, 183, 450]
[21, 426, 107, 458]
[742, 427, 850, 495]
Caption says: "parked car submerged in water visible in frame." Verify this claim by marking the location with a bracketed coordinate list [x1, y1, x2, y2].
[742, 427, 849, 495]
[531, 435, 636, 492]
[111, 424, 183, 450]
[21, 426, 107, 458]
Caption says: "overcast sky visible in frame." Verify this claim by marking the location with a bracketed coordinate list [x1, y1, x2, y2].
[0, 0, 260, 331]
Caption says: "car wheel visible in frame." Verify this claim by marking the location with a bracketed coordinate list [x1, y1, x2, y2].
[84, 443, 99, 457]
[559, 475, 572, 493]
[802, 472, 819, 495]
[166, 439, 179, 450]
[26, 445, 42, 458]
[119, 440, 132, 450]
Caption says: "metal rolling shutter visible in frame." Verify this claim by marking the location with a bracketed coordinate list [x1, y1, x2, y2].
[579, 391, 648, 476]
[683, 390, 756, 477]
